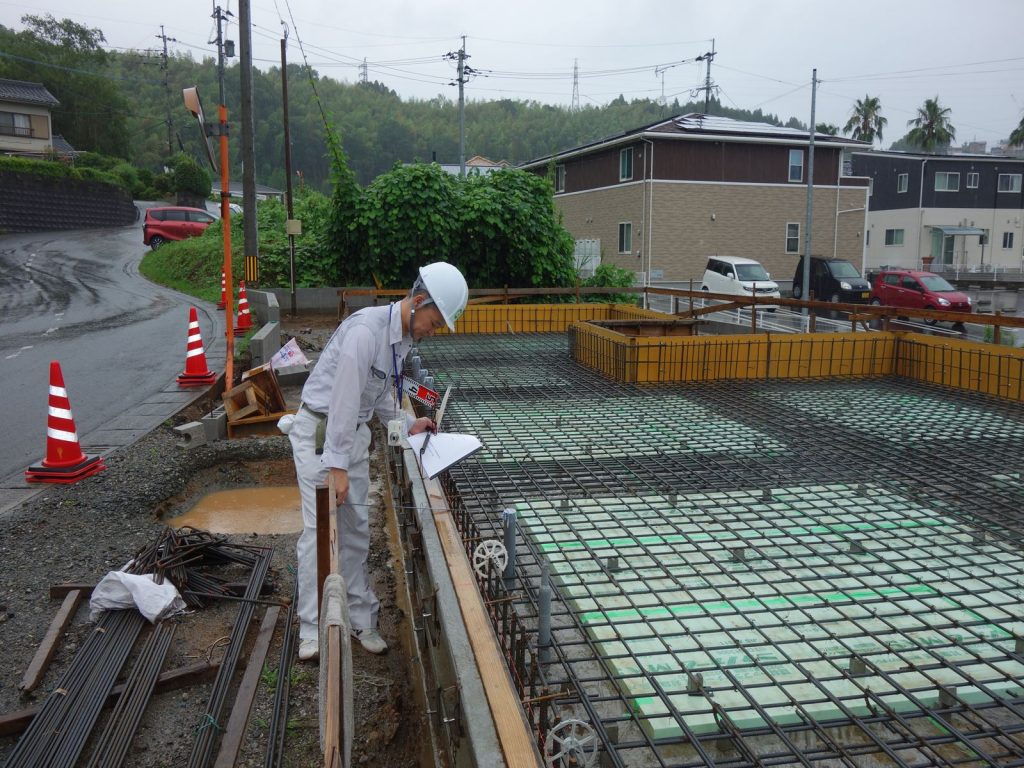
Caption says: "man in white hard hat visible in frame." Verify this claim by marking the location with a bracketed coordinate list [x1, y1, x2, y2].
[282, 262, 469, 661]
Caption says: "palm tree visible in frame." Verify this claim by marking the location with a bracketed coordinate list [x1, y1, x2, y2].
[1010, 115, 1024, 147]
[906, 97, 956, 151]
[843, 96, 887, 144]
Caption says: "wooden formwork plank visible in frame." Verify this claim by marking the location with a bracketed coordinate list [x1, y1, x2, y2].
[19, 589, 83, 692]
[214, 606, 281, 768]
[423, 476, 542, 768]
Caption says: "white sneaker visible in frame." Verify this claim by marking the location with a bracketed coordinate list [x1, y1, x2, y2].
[298, 638, 319, 661]
[352, 628, 388, 654]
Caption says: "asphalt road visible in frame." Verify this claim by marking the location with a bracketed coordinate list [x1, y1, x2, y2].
[0, 214, 224, 480]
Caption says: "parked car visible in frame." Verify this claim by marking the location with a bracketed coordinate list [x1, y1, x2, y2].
[791, 256, 872, 304]
[143, 206, 216, 249]
[871, 269, 972, 325]
[700, 256, 780, 308]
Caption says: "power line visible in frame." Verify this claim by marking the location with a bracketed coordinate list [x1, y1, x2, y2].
[0, 49, 164, 83]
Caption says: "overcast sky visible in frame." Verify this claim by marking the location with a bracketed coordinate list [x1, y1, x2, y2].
[3, 0, 1023, 148]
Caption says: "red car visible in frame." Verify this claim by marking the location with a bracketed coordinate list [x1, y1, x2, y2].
[143, 206, 216, 249]
[871, 269, 972, 324]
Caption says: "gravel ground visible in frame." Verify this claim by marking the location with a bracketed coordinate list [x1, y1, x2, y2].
[0, 315, 425, 767]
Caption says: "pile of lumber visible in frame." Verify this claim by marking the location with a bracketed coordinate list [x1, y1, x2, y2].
[222, 364, 294, 437]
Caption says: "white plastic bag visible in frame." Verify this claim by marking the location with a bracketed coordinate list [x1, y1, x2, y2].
[89, 572, 186, 623]
[270, 337, 310, 370]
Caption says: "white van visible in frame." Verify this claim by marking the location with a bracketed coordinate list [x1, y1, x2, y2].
[700, 256, 780, 308]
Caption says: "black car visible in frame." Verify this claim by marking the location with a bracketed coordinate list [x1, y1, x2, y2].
[791, 256, 872, 304]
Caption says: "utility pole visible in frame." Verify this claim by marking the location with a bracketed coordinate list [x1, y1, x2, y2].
[239, 0, 258, 284]
[281, 30, 298, 316]
[360, 58, 368, 84]
[695, 39, 717, 113]
[212, 3, 235, 385]
[571, 58, 580, 113]
[446, 38, 473, 176]
[457, 36, 466, 176]
[156, 26, 178, 158]
[801, 68, 817, 316]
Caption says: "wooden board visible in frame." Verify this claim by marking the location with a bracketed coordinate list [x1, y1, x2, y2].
[423, 475, 542, 767]
[19, 589, 83, 692]
[213, 607, 281, 768]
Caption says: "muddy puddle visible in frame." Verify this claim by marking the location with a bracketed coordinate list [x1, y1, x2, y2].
[169, 485, 302, 534]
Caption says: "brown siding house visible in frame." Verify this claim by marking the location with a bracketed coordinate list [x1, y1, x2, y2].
[523, 114, 871, 285]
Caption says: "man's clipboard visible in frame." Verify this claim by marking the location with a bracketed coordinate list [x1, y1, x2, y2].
[409, 385, 481, 478]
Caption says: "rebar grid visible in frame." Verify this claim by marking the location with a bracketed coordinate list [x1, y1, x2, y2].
[414, 332, 1024, 767]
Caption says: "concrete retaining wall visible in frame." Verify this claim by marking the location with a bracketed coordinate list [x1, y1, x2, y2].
[0, 170, 138, 232]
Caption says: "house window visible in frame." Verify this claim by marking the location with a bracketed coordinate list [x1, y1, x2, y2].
[0, 111, 33, 138]
[998, 173, 1022, 193]
[618, 222, 632, 254]
[934, 172, 960, 191]
[619, 148, 633, 181]
[788, 149, 804, 183]
[884, 228, 905, 246]
[967, 172, 980, 189]
[555, 164, 565, 193]
[866, 230, 870, 246]
[897, 173, 908, 193]
[785, 222, 800, 253]
[1003, 232, 1015, 249]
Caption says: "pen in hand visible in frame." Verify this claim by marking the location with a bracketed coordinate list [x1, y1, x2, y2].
[419, 422, 437, 456]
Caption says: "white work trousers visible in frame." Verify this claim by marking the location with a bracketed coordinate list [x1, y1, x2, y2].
[290, 407, 378, 641]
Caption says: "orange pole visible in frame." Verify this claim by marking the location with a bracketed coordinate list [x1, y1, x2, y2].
[219, 103, 234, 388]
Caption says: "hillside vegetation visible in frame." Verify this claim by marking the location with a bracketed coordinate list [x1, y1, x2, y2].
[0, 15, 799, 191]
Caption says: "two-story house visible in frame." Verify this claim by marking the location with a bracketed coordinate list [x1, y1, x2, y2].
[0, 78, 61, 157]
[521, 114, 870, 284]
[851, 150, 1024, 271]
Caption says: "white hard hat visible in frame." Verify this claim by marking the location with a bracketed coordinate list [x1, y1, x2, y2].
[416, 262, 468, 330]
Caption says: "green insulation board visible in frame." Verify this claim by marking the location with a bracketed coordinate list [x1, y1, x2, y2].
[514, 485, 1024, 739]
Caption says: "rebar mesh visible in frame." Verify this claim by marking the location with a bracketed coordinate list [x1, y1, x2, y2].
[415, 332, 1024, 767]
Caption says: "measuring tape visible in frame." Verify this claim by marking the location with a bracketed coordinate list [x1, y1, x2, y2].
[403, 377, 439, 408]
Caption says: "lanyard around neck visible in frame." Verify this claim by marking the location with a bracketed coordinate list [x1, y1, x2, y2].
[388, 304, 403, 414]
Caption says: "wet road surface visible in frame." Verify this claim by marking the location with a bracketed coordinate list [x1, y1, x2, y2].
[0, 217, 224, 480]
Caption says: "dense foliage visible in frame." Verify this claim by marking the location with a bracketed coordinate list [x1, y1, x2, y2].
[146, 163, 575, 291]
[0, 154, 130, 192]
[169, 152, 212, 197]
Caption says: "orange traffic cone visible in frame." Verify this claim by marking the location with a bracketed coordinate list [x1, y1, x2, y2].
[216, 270, 226, 310]
[177, 306, 218, 387]
[234, 281, 252, 337]
[25, 361, 106, 484]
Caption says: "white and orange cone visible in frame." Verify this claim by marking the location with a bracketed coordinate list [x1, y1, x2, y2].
[25, 361, 106, 484]
[216, 270, 226, 310]
[177, 306, 218, 387]
[234, 281, 252, 336]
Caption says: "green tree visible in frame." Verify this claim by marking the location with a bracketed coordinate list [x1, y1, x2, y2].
[843, 96, 887, 144]
[456, 169, 575, 288]
[170, 152, 211, 200]
[815, 123, 839, 136]
[0, 15, 130, 156]
[1009, 115, 1024, 147]
[906, 96, 956, 152]
[353, 163, 459, 286]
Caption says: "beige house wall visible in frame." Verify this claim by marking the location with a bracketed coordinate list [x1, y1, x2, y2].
[0, 101, 53, 154]
[555, 181, 869, 283]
